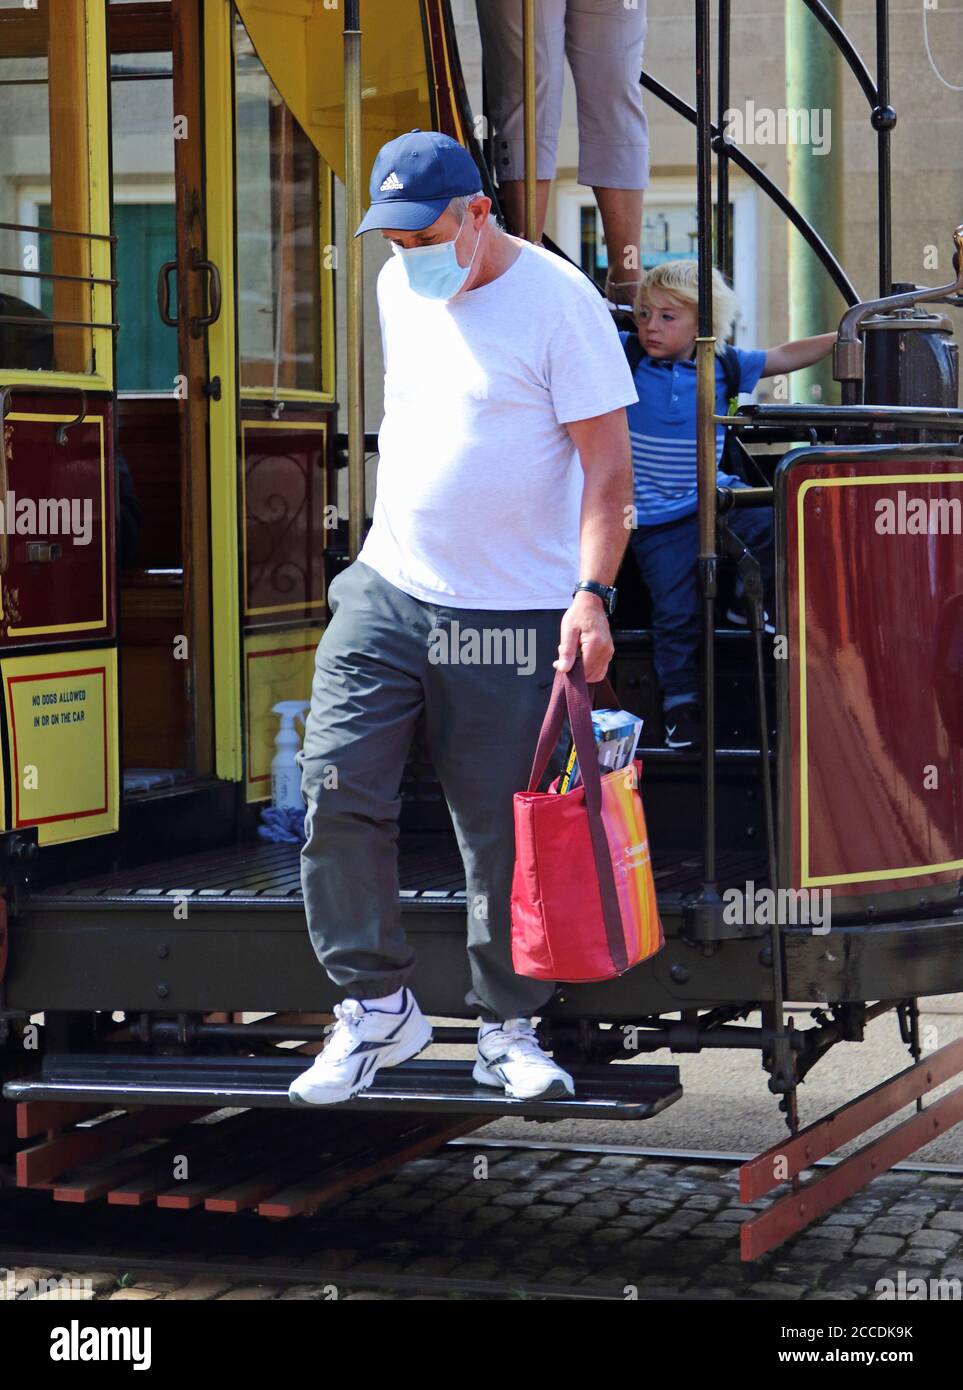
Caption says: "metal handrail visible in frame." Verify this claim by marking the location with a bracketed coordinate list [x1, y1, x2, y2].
[730, 403, 963, 431]
[0, 315, 118, 332]
[646, 1, 898, 305]
[798, 0, 894, 295]
[343, 0, 365, 561]
[0, 266, 117, 288]
[522, 0, 536, 242]
[717, 486, 774, 510]
[0, 221, 117, 244]
[0, 222, 119, 335]
[641, 71, 859, 307]
[834, 225, 963, 400]
[690, 0, 724, 940]
[190, 252, 222, 337]
[715, 0, 732, 281]
[799, 0, 879, 107]
[156, 259, 177, 328]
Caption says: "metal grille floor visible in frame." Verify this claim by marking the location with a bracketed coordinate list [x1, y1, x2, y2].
[23, 835, 766, 913]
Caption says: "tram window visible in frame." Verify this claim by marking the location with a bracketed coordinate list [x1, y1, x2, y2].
[0, 0, 97, 374]
[108, 46, 177, 393]
[578, 198, 733, 290]
[233, 14, 325, 395]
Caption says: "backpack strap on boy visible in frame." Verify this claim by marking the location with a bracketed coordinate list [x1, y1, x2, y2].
[719, 343, 742, 409]
[622, 332, 644, 375]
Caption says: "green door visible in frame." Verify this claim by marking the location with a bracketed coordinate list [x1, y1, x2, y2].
[113, 203, 178, 392]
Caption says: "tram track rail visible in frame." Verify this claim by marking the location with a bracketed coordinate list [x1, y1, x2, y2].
[0, 1242, 623, 1301]
[1, 1136, 960, 1301]
[451, 1137, 963, 1176]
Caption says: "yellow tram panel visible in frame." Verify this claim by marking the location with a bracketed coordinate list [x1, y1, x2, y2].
[0, 646, 118, 845]
[243, 627, 322, 804]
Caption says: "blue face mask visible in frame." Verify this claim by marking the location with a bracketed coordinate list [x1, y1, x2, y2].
[390, 212, 482, 300]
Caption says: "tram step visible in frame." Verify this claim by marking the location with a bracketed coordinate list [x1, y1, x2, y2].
[6, 1099, 488, 1215]
[4, 1054, 683, 1122]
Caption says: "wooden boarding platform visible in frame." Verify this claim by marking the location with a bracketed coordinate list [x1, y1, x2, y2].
[6, 1095, 489, 1218]
[4, 1046, 684, 1217]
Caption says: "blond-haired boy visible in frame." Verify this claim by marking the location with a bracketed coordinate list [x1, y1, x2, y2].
[622, 259, 835, 748]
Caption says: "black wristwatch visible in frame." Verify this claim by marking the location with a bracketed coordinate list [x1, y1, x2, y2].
[573, 579, 617, 616]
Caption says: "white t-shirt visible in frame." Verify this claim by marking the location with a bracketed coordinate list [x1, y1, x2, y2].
[356, 240, 639, 610]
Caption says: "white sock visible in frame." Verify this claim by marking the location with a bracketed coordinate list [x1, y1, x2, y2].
[360, 987, 405, 1013]
[479, 1020, 504, 1038]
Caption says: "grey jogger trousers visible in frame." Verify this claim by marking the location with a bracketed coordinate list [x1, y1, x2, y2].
[296, 559, 567, 1022]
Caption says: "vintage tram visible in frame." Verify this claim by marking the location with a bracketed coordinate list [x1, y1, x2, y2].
[0, 0, 961, 1261]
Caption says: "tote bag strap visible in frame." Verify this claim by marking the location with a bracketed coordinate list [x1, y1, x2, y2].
[526, 659, 618, 794]
[526, 655, 629, 973]
[593, 676, 619, 709]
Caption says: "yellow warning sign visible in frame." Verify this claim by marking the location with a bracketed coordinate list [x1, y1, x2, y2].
[1, 648, 118, 844]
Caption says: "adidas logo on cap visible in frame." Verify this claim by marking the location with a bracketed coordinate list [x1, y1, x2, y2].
[379, 171, 404, 192]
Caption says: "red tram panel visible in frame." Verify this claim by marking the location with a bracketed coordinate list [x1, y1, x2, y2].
[779, 448, 963, 904]
[0, 395, 115, 645]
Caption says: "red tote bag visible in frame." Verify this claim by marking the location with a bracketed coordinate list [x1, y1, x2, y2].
[511, 655, 664, 983]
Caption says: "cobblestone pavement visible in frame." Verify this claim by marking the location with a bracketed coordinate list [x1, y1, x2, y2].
[4, 1147, 963, 1300]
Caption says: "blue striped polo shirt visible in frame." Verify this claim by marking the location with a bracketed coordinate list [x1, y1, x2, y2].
[619, 331, 767, 526]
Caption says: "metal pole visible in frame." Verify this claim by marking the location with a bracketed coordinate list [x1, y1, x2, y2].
[481, 67, 494, 180]
[694, 0, 718, 893]
[786, 0, 845, 405]
[875, 0, 893, 297]
[344, 0, 365, 560]
[522, 0, 537, 241]
[715, 0, 732, 280]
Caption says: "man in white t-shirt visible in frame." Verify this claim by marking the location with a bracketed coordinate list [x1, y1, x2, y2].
[291, 130, 638, 1109]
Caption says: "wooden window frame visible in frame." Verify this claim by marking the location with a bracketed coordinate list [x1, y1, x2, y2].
[0, 0, 114, 392]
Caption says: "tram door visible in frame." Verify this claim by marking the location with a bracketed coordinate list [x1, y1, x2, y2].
[109, 0, 215, 792]
[110, 0, 334, 801]
[211, 3, 335, 803]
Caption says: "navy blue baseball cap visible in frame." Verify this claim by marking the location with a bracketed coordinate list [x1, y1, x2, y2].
[355, 129, 483, 236]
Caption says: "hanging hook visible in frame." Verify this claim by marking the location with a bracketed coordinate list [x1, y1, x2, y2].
[55, 390, 88, 446]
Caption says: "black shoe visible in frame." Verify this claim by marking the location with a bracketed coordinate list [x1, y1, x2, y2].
[725, 599, 775, 635]
[664, 703, 702, 750]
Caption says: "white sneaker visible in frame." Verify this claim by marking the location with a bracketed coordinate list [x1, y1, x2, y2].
[288, 989, 432, 1106]
[472, 1019, 575, 1101]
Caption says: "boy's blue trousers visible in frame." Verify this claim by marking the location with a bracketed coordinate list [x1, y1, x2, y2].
[628, 503, 775, 709]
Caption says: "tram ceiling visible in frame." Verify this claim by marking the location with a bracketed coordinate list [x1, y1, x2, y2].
[233, 0, 433, 182]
